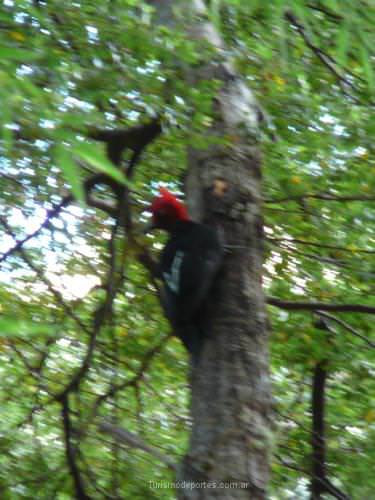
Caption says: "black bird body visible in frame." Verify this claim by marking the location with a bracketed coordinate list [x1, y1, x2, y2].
[160, 220, 223, 354]
[149, 189, 223, 358]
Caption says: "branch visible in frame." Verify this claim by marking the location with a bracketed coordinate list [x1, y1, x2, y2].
[1, 173, 25, 189]
[0, 195, 73, 264]
[88, 117, 162, 167]
[89, 118, 162, 237]
[0, 176, 121, 266]
[316, 310, 375, 348]
[284, 10, 358, 97]
[89, 334, 170, 421]
[274, 453, 308, 474]
[306, 3, 343, 22]
[267, 297, 375, 314]
[310, 361, 350, 500]
[272, 246, 349, 269]
[85, 195, 117, 217]
[1, 120, 162, 262]
[55, 217, 120, 401]
[268, 237, 375, 255]
[61, 395, 91, 500]
[98, 421, 177, 471]
[266, 193, 375, 204]
[0, 216, 89, 333]
[323, 480, 350, 500]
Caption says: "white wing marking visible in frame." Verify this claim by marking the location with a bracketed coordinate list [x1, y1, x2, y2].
[163, 250, 184, 293]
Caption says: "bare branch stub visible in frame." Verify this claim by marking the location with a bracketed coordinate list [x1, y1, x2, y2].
[88, 117, 162, 170]
[88, 117, 162, 233]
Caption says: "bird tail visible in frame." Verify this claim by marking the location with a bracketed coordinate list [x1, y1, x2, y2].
[177, 322, 206, 364]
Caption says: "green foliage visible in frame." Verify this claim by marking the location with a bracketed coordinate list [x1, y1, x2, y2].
[55, 144, 86, 204]
[0, 0, 374, 498]
[72, 142, 130, 185]
[0, 316, 54, 338]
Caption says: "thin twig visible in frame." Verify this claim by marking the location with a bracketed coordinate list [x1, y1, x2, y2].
[267, 297, 375, 314]
[0, 196, 73, 264]
[268, 237, 375, 255]
[317, 310, 375, 348]
[284, 10, 359, 99]
[0, 216, 89, 333]
[266, 193, 375, 204]
[98, 421, 177, 471]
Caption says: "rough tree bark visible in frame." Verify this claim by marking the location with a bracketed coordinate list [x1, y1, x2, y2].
[149, 1, 271, 498]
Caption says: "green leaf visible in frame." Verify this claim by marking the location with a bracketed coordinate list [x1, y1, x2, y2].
[16, 76, 45, 102]
[325, 0, 339, 11]
[294, 3, 316, 45]
[55, 144, 86, 205]
[245, 0, 260, 15]
[208, 0, 221, 29]
[72, 143, 130, 186]
[0, 317, 53, 338]
[0, 47, 39, 62]
[336, 20, 350, 67]
[0, 96, 14, 154]
[359, 44, 374, 91]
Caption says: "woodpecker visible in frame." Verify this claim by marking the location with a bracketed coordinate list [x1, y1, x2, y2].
[147, 188, 223, 359]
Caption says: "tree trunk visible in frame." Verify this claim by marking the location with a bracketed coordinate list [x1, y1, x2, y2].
[149, 1, 271, 498]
